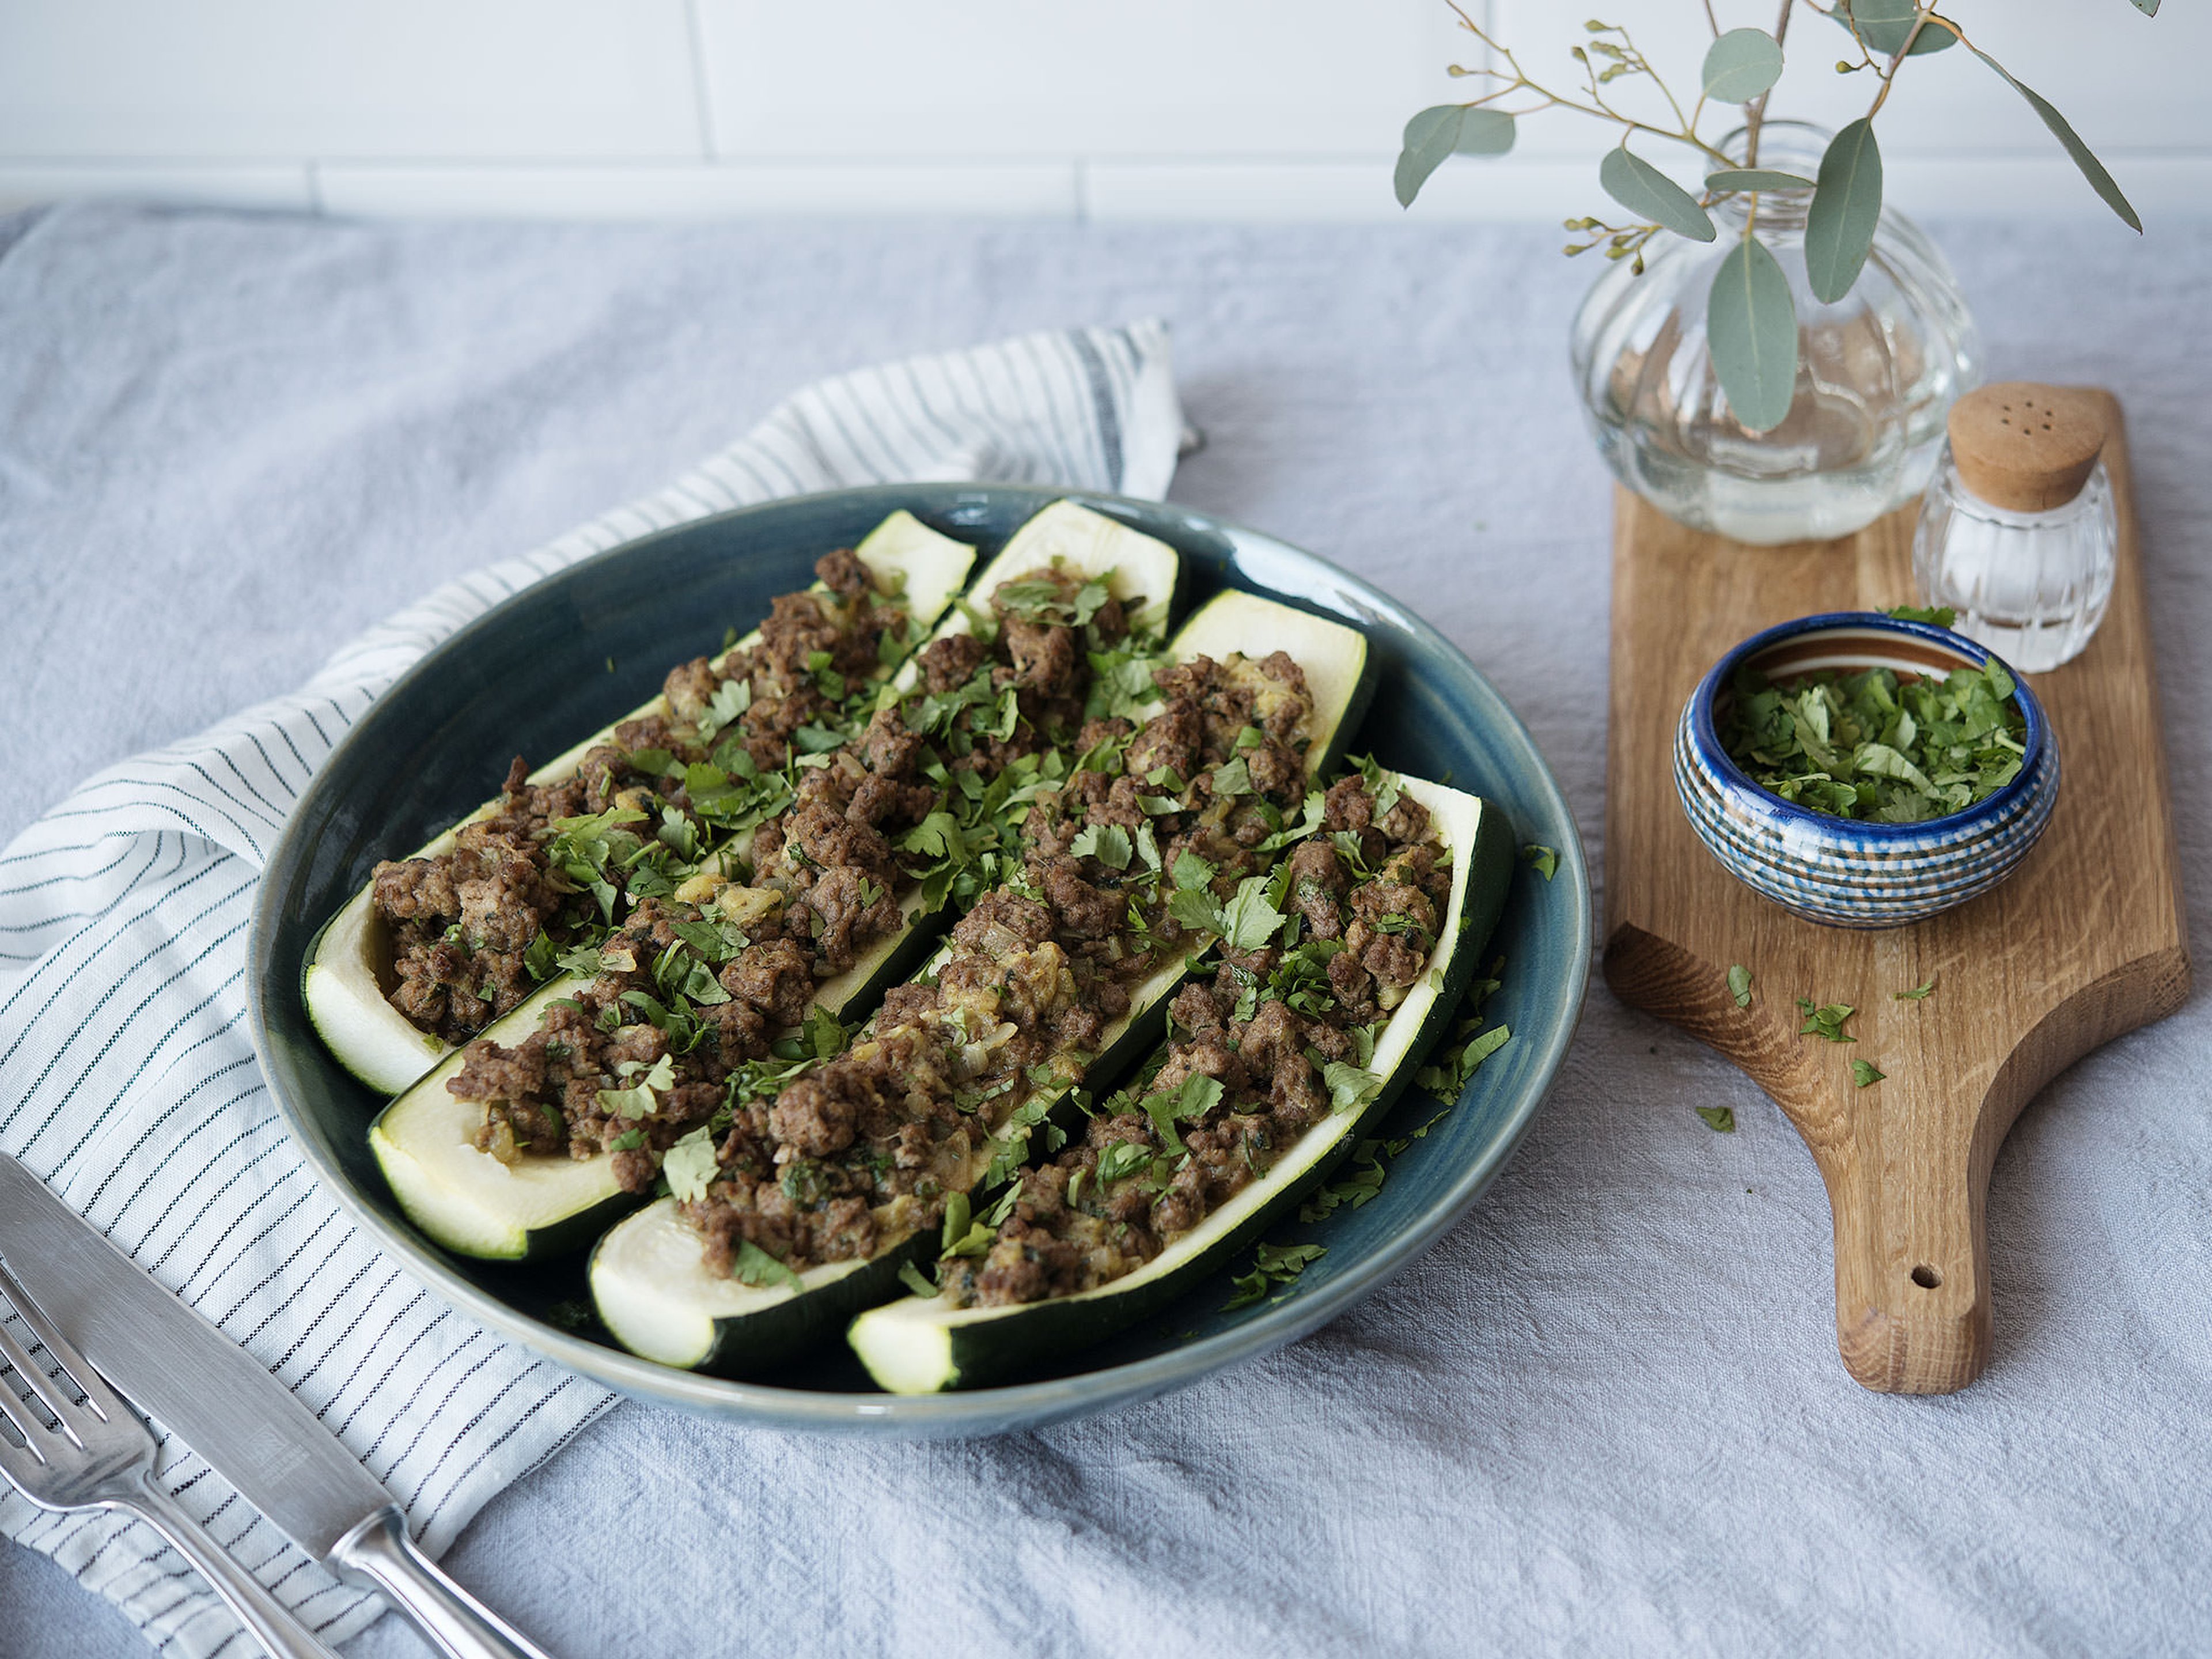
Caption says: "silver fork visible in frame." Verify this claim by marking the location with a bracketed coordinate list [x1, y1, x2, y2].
[0, 1259, 342, 1659]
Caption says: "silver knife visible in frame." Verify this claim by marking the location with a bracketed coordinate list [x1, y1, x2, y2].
[0, 1154, 556, 1659]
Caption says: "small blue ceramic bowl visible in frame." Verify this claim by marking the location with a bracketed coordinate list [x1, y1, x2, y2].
[1675, 612, 2059, 929]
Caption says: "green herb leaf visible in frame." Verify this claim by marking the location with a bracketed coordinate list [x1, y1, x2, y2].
[1796, 998, 1857, 1043]
[1394, 104, 1516, 208]
[1521, 843, 1558, 881]
[1320, 1059, 1382, 1115]
[1096, 1140, 1153, 1187]
[1851, 1059, 1887, 1088]
[730, 1240, 804, 1292]
[1885, 604, 1957, 627]
[1141, 1074, 1224, 1156]
[1070, 821, 1134, 872]
[1705, 168, 1814, 192]
[1728, 964, 1752, 1007]
[897, 1260, 938, 1299]
[1707, 234, 1799, 433]
[1171, 849, 1218, 892]
[1833, 0, 1955, 56]
[1219, 877, 1289, 953]
[663, 1126, 720, 1204]
[1598, 145, 1717, 243]
[1696, 1104, 1738, 1133]
[1895, 975, 1937, 1001]
[1968, 46, 2140, 231]
[1805, 119, 1884, 304]
[1702, 27, 1784, 102]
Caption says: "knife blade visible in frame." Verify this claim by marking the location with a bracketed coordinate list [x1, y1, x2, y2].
[0, 1153, 554, 1659]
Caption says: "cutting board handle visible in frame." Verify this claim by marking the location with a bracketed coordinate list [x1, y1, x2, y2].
[1821, 1100, 1993, 1393]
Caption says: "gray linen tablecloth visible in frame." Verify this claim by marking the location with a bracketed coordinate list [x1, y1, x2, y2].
[3, 203, 2208, 1657]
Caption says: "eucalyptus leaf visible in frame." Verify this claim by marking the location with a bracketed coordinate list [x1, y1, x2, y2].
[1706, 235, 1799, 433]
[1394, 105, 1516, 208]
[1706, 168, 1814, 192]
[1834, 0, 1955, 56]
[1969, 48, 2141, 231]
[1598, 146, 1716, 242]
[1702, 28, 1785, 103]
[1805, 119, 1884, 303]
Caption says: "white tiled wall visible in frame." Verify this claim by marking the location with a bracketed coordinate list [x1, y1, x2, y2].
[1, 0, 2204, 221]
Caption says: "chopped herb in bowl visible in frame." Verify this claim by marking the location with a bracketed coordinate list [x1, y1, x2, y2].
[1719, 658, 2028, 823]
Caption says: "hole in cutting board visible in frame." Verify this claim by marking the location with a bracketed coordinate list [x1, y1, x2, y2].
[1910, 1263, 1943, 1289]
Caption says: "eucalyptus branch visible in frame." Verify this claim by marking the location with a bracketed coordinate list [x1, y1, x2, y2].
[1742, 0, 1796, 171]
[1394, 0, 2152, 437]
[1441, 2, 1733, 167]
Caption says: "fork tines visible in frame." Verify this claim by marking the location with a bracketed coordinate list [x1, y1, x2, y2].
[0, 1258, 122, 1461]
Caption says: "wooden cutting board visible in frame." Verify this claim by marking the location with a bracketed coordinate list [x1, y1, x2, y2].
[1603, 391, 2189, 1395]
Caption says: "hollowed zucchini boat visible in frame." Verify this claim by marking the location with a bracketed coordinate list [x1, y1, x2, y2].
[306, 509, 977, 1096]
[369, 503, 1184, 1262]
[846, 776, 1513, 1394]
[586, 588, 1377, 1375]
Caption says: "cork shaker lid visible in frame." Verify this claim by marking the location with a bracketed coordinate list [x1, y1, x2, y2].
[1946, 382, 2106, 513]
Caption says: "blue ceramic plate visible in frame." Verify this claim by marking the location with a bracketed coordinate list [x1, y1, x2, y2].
[248, 484, 1591, 1438]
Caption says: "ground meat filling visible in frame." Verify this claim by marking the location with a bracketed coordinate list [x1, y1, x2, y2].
[449, 560, 1159, 1190]
[372, 548, 913, 1045]
[935, 770, 1450, 1310]
[679, 647, 1324, 1282]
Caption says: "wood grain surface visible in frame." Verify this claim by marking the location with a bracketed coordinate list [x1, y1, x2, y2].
[1603, 392, 2189, 1395]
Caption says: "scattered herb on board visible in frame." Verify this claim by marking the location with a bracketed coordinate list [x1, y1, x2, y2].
[1521, 844, 1558, 880]
[1851, 1060, 1887, 1088]
[1224, 1242, 1327, 1311]
[1896, 975, 1938, 1001]
[1796, 998, 1857, 1044]
[1719, 655, 2027, 823]
[1727, 964, 1752, 1007]
[1696, 1105, 1737, 1134]
[1884, 604, 1958, 627]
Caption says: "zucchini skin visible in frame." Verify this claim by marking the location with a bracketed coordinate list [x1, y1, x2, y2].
[850, 786, 1516, 1393]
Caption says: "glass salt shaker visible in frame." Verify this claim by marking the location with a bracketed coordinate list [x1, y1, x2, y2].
[1912, 381, 2116, 673]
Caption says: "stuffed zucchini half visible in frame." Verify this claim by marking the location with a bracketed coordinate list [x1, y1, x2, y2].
[846, 775, 1513, 1394]
[586, 589, 1377, 1376]
[368, 502, 1183, 1262]
[306, 510, 978, 1096]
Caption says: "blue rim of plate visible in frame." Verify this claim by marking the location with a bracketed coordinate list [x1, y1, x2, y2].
[247, 483, 1592, 1437]
[1686, 609, 2047, 842]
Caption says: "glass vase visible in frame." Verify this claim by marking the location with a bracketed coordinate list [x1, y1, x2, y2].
[1569, 122, 1980, 546]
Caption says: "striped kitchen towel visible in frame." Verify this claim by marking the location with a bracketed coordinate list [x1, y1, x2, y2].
[0, 317, 1183, 1657]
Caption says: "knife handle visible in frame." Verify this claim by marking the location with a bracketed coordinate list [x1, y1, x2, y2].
[122, 1478, 344, 1659]
[330, 1507, 557, 1659]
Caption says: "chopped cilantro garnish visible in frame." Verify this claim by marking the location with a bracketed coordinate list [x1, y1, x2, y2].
[1521, 843, 1558, 881]
[1796, 998, 1857, 1043]
[1224, 1241, 1327, 1311]
[663, 1125, 719, 1203]
[1070, 821, 1133, 871]
[1895, 975, 1937, 1001]
[730, 1240, 804, 1291]
[1851, 1060, 1887, 1088]
[1721, 655, 2025, 822]
[1695, 1105, 1737, 1133]
[897, 1260, 938, 1298]
[1728, 964, 1752, 1007]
